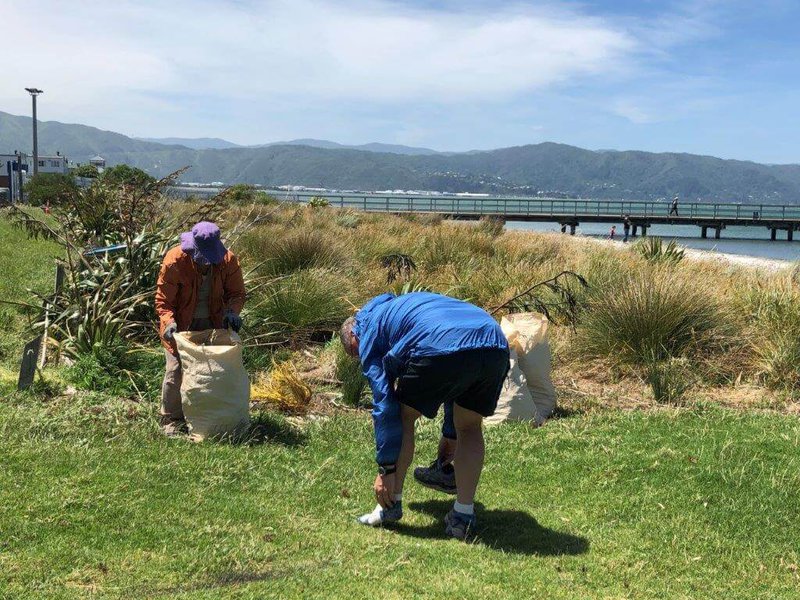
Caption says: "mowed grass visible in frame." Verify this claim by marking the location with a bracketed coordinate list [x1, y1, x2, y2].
[0, 399, 798, 599]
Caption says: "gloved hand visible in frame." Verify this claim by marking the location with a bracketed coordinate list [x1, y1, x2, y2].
[163, 321, 178, 341]
[223, 310, 242, 332]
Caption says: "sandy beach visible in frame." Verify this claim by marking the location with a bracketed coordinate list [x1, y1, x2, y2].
[572, 234, 795, 272]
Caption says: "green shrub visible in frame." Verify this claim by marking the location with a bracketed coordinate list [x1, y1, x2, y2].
[579, 269, 728, 366]
[66, 343, 163, 401]
[308, 196, 330, 208]
[23, 173, 79, 206]
[634, 237, 685, 264]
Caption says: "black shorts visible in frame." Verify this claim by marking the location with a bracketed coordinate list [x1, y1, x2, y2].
[395, 348, 510, 419]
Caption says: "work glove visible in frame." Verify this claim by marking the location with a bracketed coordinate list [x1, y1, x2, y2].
[223, 310, 242, 333]
[163, 321, 178, 341]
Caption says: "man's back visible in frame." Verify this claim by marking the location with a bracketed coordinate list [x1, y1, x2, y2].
[356, 292, 507, 371]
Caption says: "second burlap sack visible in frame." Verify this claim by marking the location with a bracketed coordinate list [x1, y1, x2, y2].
[486, 312, 556, 427]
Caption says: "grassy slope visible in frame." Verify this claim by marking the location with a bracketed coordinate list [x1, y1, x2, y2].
[0, 400, 798, 599]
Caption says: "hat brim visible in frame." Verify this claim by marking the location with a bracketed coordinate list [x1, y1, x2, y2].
[180, 232, 227, 265]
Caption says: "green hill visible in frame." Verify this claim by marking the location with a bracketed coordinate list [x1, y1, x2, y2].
[3, 111, 800, 202]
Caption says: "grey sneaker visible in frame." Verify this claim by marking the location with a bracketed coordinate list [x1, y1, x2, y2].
[357, 501, 403, 527]
[444, 509, 476, 540]
[414, 460, 457, 494]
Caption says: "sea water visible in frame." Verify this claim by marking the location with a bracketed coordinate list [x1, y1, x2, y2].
[506, 221, 800, 263]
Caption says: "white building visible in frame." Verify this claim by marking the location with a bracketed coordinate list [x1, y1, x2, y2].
[34, 152, 69, 174]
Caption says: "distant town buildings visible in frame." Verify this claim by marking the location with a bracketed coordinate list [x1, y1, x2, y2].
[89, 155, 106, 172]
[0, 152, 27, 202]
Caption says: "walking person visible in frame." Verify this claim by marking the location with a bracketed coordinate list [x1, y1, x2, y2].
[609, 225, 617, 240]
[341, 292, 509, 539]
[669, 196, 679, 217]
[155, 221, 245, 437]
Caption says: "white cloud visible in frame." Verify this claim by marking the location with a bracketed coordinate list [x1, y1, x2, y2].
[0, 0, 635, 137]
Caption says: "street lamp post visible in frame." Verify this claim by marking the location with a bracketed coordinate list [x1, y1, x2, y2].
[24, 88, 43, 176]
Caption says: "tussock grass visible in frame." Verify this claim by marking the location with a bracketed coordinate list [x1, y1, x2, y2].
[578, 267, 730, 367]
[242, 229, 344, 276]
[250, 269, 350, 343]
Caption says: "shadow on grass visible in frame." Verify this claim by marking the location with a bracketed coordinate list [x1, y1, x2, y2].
[400, 499, 589, 556]
[225, 411, 308, 447]
[550, 404, 585, 420]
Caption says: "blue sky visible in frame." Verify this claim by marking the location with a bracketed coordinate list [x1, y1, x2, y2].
[2, 0, 799, 163]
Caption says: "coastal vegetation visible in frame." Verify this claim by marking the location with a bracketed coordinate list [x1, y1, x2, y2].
[1, 186, 798, 597]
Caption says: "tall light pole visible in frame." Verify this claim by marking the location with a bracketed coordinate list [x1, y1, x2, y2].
[25, 88, 43, 176]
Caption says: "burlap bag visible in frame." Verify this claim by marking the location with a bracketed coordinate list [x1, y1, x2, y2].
[174, 329, 250, 441]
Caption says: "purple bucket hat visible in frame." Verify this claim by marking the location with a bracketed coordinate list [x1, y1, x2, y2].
[180, 221, 227, 265]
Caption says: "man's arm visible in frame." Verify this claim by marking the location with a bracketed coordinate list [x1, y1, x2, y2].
[155, 255, 180, 333]
[363, 357, 403, 466]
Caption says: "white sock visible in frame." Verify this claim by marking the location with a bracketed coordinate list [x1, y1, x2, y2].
[357, 499, 402, 527]
[453, 501, 474, 516]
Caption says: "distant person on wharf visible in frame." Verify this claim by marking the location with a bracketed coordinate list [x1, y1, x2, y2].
[670, 196, 680, 216]
[340, 292, 510, 540]
[155, 222, 245, 437]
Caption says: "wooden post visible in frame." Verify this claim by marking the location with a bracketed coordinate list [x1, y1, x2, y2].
[701, 226, 707, 239]
[569, 224, 576, 236]
[789, 229, 794, 242]
[771, 228, 777, 241]
[641, 225, 648, 237]
[17, 335, 42, 391]
[715, 227, 721, 239]
[632, 224, 638, 237]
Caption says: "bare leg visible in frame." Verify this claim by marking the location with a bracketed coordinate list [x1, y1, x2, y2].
[453, 404, 485, 505]
[395, 404, 421, 495]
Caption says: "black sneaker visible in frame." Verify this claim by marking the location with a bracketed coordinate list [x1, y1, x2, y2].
[413, 459, 457, 494]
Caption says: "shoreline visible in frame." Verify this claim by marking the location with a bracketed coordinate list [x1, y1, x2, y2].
[562, 233, 795, 272]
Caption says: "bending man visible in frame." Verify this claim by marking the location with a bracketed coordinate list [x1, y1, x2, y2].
[341, 292, 509, 539]
[155, 221, 245, 437]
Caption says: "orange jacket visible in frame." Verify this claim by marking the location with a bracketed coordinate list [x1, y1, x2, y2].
[155, 245, 246, 354]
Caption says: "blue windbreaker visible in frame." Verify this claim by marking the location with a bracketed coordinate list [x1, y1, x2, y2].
[354, 292, 508, 465]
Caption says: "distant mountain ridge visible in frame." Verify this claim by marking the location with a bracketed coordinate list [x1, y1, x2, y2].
[134, 135, 440, 154]
[135, 137, 242, 150]
[2, 110, 800, 203]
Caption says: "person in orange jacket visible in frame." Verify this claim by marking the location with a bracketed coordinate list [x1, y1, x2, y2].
[155, 221, 245, 436]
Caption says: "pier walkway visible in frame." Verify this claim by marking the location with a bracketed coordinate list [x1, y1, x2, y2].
[282, 191, 800, 241]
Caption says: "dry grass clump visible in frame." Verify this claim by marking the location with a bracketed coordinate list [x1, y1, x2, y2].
[251, 361, 312, 414]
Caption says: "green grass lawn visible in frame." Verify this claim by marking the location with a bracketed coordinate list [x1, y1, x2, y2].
[2, 208, 799, 598]
[1, 397, 798, 599]
[0, 211, 60, 373]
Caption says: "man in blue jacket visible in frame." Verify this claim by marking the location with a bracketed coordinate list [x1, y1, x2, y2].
[340, 292, 509, 539]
